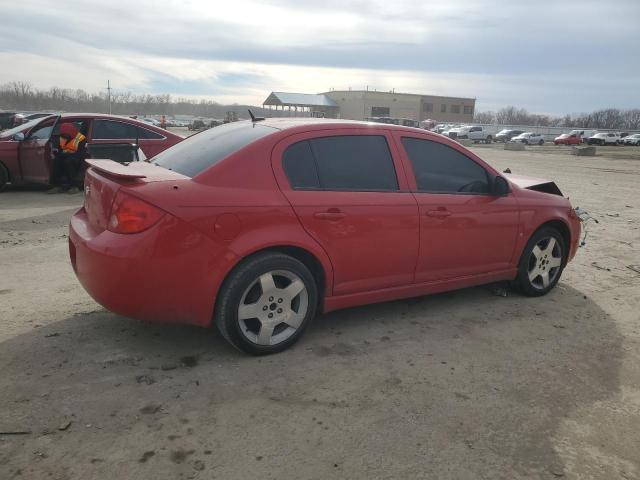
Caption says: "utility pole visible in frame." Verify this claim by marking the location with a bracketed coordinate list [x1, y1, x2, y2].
[106, 80, 112, 114]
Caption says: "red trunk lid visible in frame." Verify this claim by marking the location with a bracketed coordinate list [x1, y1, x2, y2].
[83, 160, 188, 232]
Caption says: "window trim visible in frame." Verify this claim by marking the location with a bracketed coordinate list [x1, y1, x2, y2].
[283, 134, 401, 193]
[399, 135, 494, 196]
[90, 119, 167, 141]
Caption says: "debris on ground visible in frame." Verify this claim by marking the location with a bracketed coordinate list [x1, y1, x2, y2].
[627, 265, 640, 274]
[591, 262, 611, 272]
[58, 420, 72, 431]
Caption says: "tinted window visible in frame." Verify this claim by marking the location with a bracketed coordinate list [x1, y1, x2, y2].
[153, 121, 276, 177]
[310, 136, 398, 191]
[137, 127, 164, 139]
[283, 141, 320, 189]
[93, 120, 138, 139]
[28, 120, 55, 140]
[401, 137, 490, 194]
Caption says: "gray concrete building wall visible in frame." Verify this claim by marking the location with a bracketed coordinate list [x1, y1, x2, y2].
[322, 90, 475, 122]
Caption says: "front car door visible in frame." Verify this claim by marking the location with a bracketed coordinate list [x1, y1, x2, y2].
[18, 116, 59, 184]
[272, 129, 419, 296]
[393, 132, 519, 283]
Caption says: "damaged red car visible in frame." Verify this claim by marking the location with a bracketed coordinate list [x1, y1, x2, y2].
[0, 113, 182, 191]
[69, 118, 583, 355]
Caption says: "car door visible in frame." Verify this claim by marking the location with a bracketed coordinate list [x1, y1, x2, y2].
[89, 119, 168, 158]
[272, 129, 420, 296]
[394, 132, 519, 282]
[18, 116, 59, 184]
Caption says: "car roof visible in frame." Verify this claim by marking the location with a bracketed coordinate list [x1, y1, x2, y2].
[258, 117, 429, 135]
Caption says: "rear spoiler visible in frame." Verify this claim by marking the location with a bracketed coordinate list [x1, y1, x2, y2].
[85, 159, 189, 181]
[85, 159, 146, 179]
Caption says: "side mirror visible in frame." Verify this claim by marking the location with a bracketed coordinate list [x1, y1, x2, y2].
[492, 176, 510, 196]
[13, 132, 25, 141]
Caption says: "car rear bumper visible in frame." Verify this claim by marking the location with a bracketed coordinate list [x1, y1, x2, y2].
[69, 207, 235, 327]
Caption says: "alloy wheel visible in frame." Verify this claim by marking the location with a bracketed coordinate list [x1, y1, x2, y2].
[237, 270, 308, 346]
[527, 237, 563, 290]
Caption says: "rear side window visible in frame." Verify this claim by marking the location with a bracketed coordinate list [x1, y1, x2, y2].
[92, 120, 139, 139]
[137, 127, 164, 140]
[282, 141, 320, 189]
[283, 135, 398, 191]
[401, 137, 490, 194]
[153, 122, 276, 177]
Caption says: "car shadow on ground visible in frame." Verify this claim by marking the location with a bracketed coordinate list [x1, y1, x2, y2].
[0, 283, 624, 479]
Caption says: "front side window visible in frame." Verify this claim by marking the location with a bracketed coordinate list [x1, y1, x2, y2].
[401, 137, 490, 194]
[28, 120, 56, 140]
[283, 135, 398, 191]
[92, 120, 138, 139]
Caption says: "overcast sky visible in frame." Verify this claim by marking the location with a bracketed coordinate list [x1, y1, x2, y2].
[1, 0, 638, 114]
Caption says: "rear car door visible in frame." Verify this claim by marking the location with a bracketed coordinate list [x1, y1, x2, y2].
[89, 119, 168, 158]
[18, 116, 59, 184]
[394, 133, 519, 282]
[272, 130, 419, 296]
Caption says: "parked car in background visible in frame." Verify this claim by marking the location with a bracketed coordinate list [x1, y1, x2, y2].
[0, 113, 182, 191]
[0, 112, 17, 130]
[569, 129, 597, 143]
[141, 117, 161, 127]
[553, 133, 581, 145]
[188, 119, 207, 131]
[13, 112, 53, 127]
[69, 118, 582, 354]
[449, 125, 493, 143]
[587, 132, 620, 145]
[622, 133, 640, 145]
[511, 132, 545, 145]
[495, 129, 524, 142]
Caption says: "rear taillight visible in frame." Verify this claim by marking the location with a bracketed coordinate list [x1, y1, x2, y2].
[108, 191, 165, 234]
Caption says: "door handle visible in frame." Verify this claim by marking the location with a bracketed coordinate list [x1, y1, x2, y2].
[425, 209, 451, 218]
[313, 209, 346, 221]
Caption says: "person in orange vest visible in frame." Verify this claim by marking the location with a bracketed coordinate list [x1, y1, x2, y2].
[48, 123, 87, 194]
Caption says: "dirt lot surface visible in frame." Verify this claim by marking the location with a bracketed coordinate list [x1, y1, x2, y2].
[1, 144, 639, 479]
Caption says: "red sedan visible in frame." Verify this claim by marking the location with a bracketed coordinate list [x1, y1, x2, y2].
[553, 133, 581, 145]
[0, 113, 182, 190]
[69, 118, 582, 354]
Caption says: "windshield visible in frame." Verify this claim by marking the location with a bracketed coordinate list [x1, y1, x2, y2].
[0, 117, 54, 138]
[558, 134, 569, 138]
[630, 134, 640, 138]
[498, 129, 512, 134]
[153, 121, 277, 177]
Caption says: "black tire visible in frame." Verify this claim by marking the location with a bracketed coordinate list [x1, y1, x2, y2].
[523, 140, 529, 145]
[0, 163, 8, 193]
[485, 136, 492, 144]
[516, 227, 566, 297]
[215, 252, 318, 355]
[538, 139, 544, 146]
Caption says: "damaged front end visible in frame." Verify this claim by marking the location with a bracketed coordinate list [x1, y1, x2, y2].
[504, 173, 564, 196]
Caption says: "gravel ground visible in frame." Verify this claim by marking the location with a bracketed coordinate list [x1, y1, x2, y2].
[0, 144, 639, 479]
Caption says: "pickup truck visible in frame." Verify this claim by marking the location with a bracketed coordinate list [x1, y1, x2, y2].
[447, 125, 494, 143]
[587, 133, 620, 145]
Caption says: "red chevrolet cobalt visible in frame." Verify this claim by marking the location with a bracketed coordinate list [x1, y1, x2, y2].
[69, 118, 582, 354]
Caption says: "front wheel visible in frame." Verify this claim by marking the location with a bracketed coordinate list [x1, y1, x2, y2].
[538, 139, 544, 145]
[485, 136, 492, 144]
[215, 252, 318, 355]
[516, 227, 566, 297]
[0, 163, 8, 192]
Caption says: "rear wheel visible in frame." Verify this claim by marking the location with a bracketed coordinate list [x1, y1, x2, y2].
[516, 227, 566, 297]
[538, 139, 544, 145]
[485, 136, 492, 144]
[215, 252, 318, 355]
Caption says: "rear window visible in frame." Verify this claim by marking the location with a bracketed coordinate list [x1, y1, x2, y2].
[152, 122, 277, 177]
